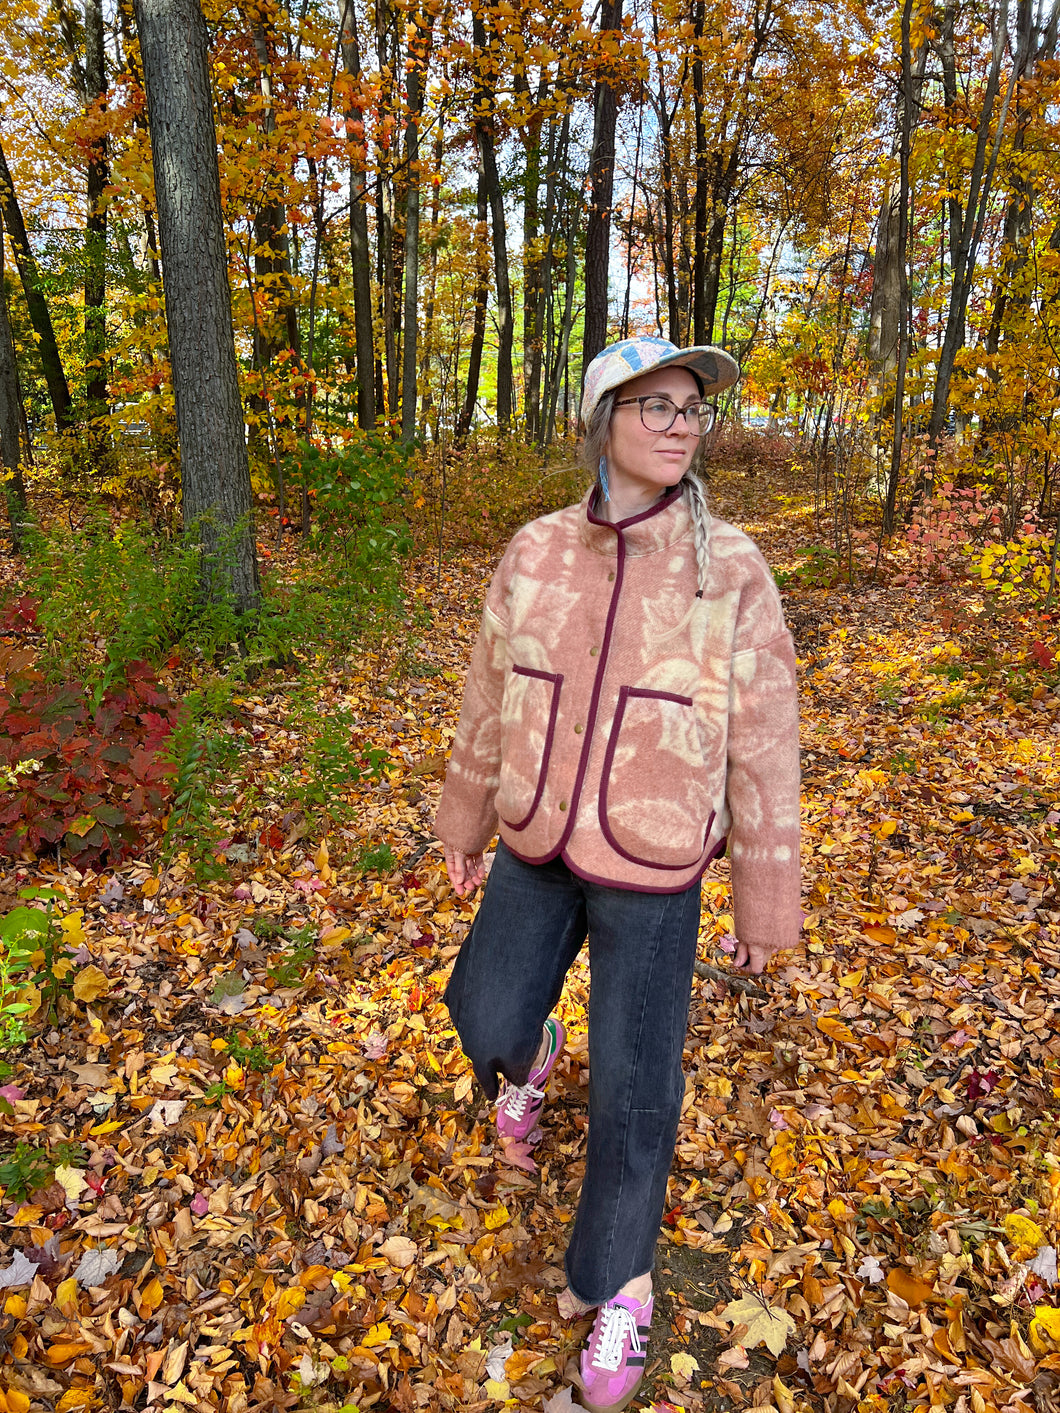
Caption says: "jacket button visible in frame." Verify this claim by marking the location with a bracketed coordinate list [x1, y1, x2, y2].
[559, 800, 568, 811]
[589, 646, 599, 656]
[574, 723, 583, 734]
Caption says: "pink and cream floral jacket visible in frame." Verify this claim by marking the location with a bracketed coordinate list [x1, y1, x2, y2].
[434, 486, 802, 954]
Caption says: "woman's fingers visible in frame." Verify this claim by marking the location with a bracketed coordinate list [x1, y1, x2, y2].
[732, 938, 773, 974]
[444, 848, 485, 897]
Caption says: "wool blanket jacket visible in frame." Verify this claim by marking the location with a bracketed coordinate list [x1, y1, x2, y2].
[434, 485, 803, 954]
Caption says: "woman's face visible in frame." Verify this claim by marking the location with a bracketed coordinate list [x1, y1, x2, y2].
[604, 365, 701, 514]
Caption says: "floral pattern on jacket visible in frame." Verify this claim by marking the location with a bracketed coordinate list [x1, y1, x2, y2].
[434, 486, 802, 953]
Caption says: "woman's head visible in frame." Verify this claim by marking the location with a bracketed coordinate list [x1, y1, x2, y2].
[578, 336, 738, 487]
[580, 336, 739, 433]
[580, 336, 739, 587]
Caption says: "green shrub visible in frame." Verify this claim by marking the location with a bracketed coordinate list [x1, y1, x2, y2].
[15, 503, 411, 692]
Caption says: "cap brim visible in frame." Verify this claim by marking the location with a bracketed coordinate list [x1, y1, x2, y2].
[653, 345, 741, 393]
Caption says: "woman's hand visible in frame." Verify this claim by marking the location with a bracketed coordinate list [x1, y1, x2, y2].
[732, 938, 774, 975]
[444, 846, 486, 897]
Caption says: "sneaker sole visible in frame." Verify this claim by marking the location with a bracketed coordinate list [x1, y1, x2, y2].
[571, 1370, 644, 1413]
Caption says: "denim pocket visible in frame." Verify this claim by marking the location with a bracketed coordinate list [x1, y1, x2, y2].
[599, 687, 713, 869]
[497, 665, 563, 831]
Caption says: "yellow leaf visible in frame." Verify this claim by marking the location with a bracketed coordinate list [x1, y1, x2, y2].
[721, 1294, 795, 1356]
[56, 1389, 95, 1411]
[73, 966, 111, 1002]
[60, 912, 85, 945]
[817, 1015, 857, 1046]
[89, 1119, 123, 1135]
[55, 1276, 79, 1311]
[11, 1205, 43, 1226]
[1004, 1213, 1045, 1249]
[5, 1393, 30, 1413]
[54, 1164, 88, 1203]
[4, 1293, 27, 1318]
[1031, 1304, 1060, 1349]
[879, 819, 897, 836]
[484, 1380, 509, 1400]
[274, 1286, 306, 1319]
[361, 1321, 391, 1348]
[224, 1062, 244, 1089]
[139, 1277, 165, 1315]
[670, 1350, 700, 1382]
[484, 1203, 510, 1230]
[838, 969, 865, 990]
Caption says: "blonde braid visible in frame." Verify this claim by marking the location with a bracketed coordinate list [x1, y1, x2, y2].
[682, 469, 712, 594]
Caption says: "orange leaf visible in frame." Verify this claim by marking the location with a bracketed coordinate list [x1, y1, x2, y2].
[45, 1342, 94, 1365]
[886, 1268, 935, 1307]
[862, 924, 897, 944]
[816, 1015, 857, 1046]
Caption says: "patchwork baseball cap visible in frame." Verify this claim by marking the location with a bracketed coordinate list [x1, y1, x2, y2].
[580, 336, 740, 430]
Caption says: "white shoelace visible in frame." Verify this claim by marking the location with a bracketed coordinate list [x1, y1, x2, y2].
[591, 1302, 643, 1373]
[498, 1079, 544, 1121]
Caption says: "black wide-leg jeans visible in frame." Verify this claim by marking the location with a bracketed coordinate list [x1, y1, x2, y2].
[444, 840, 702, 1306]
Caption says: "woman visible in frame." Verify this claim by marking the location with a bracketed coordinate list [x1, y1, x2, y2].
[435, 336, 801, 1413]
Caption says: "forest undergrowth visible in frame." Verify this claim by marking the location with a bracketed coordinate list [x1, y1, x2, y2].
[0, 457, 1058, 1413]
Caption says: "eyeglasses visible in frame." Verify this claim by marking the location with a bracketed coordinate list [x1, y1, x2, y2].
[613, 395, 717, 436]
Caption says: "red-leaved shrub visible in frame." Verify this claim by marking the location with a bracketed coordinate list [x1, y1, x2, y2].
[0, 646, 180, 865]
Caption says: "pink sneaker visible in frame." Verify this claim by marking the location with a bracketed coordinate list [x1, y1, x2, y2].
[496, 1016, 565, 1142]
[573, 1290, 653, 1413]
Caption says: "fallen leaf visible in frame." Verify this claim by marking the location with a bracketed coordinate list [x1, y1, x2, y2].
[0, 1251, 39, 1288]
[378, 1236, 418, 1269]
[886, 1268, 935, 1307]
[721, 1293, 795, 1356]
[857, 1255, 886, 1284]
[72, 965, 111, 1002]
[73, 1247, 122, 1287]
[670, 1350, 699, 1382]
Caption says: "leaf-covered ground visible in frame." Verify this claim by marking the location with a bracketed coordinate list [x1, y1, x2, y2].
[1, 463, 1059, 1413]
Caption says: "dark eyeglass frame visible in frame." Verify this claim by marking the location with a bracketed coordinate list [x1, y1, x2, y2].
[613, 395, 718, 436]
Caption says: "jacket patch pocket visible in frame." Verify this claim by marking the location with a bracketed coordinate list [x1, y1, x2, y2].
[497, 665, 562, 831]
[600, 687, 712, 869]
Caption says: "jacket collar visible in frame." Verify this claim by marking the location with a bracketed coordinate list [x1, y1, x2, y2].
[579, 484, 690, 558]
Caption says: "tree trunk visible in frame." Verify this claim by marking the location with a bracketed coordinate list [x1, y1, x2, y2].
[251, 23, 301, 370]
[134, 0, 260, 613]
[117, 0, 161, 282]
[419, 119, 445, 430]
[521, 101, 544, 442]
[375, 0, 403, 418]
[337, 0, 376, 428]
[582, 0, 623, 368]
[0, 227, 28, 552]
[456, 170, 489, 439]
[471, 6, 512, 426]
[0, 140, 74, 431]
[691, 0, 709, 344]
[400, 11, 433, 444]
[928, 0, 1014, 444]
[545, 186, 581, 443]
[84, 0, 109, 428]
[884, 0, 916, 535]
[984, 0, 1042, 361]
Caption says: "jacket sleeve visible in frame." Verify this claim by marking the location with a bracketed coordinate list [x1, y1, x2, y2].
[724, 561, 802, 955]
[433, 565, 512, 854]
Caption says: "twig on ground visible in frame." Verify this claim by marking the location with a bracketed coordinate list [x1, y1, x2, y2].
[694, 959, 769, 999]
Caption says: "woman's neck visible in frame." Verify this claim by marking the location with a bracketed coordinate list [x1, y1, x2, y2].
[599, 485, 675, 524]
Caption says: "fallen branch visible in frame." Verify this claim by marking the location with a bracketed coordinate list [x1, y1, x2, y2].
[694, 959, 769, 999]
